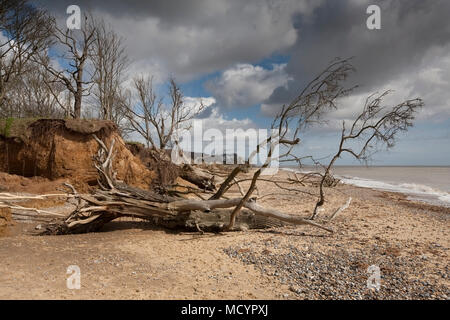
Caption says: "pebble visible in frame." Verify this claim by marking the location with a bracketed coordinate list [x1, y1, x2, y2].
[224, 242, 449, 300]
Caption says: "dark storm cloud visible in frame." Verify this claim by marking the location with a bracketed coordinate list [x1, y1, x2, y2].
[36, 0, 450, 119]
[36, 0, 317, 81]
[37, 0, 214, 24]
[264, 0, 450, 113]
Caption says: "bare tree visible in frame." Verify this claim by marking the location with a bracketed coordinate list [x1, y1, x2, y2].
[125, 76, 205, 149]
[0, 0, 53, 114]
[208, 58, 423, 229]
[36, 14, 96, 119]
[90, 19, 129, 128]
[309, 90, 423, 219]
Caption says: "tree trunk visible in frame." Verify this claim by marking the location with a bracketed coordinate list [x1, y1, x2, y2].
[180, 164, 216, 191]
[73, 93, 82, 119]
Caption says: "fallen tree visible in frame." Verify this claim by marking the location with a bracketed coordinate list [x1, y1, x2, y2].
[0, 59, 423, 235]
[0, 135, 334, 234]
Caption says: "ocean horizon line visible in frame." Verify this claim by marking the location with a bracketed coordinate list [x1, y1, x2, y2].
[280, 164, 450, 168]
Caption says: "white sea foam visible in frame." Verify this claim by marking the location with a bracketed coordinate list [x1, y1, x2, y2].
[339, 177, 450, 207]
[282, 168, 450, 207]
[438, 193, 450, 203]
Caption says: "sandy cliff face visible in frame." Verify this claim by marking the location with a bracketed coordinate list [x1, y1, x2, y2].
[0, 119, 155, 190]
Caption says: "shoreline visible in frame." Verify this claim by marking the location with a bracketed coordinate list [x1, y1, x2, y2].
[280, 168, 450, 209]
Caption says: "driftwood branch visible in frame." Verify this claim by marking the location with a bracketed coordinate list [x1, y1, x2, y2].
[0, 193, 73, 201]
[328, 197, 352, 222]
[0, 203, 66, 217]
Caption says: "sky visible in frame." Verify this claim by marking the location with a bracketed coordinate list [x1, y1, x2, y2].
[37, 0, 450, 166]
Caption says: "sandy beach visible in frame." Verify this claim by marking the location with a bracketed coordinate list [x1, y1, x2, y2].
[0, 169, 448, 300]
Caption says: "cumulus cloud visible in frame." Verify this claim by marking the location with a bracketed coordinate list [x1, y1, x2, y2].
[205, 63, 291, 109]
[39, 0, 322, 81]
[175, 105, 265, 159]
[184, 96, 217, 115]
[198, 107, 255, 132]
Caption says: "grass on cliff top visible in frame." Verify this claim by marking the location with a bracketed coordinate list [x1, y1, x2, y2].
[0, 118, 39, 138]
[0, 118, 117, 141]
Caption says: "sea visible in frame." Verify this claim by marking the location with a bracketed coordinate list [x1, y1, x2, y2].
[282, 166, 450, 208]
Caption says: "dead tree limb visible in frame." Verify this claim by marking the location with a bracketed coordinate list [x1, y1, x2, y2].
[209, 165, 247, 199]
[328, 197, 352, 222]
[0, 203, 65, 217]
[207, 58, 422, 226]
[310, 92, 423, 219]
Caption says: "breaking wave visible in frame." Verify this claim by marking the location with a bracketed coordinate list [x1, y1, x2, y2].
[282, 168, 450, 207]
[338, 177, 450, 207]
